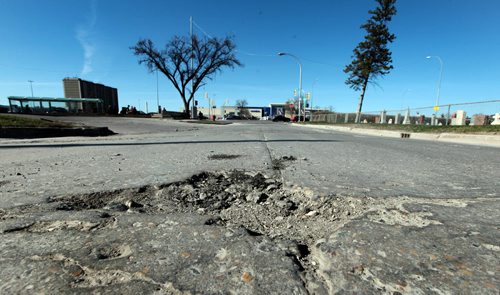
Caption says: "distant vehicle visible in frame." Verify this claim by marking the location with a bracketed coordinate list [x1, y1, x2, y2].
[272, 115, 291, 122]
[225, 114, 242, 120]
[0, 105, 9, 113]
[291, 115, 310, 122]
[49, 107, 69, 113]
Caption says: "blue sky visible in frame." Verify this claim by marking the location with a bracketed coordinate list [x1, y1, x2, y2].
[0, 0, 499, 114]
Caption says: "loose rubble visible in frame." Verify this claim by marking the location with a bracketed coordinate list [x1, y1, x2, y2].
[1, 170, 498, 294]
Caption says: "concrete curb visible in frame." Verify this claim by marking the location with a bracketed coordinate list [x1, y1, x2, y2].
[295, 124, 500, 148]
[0, 126, 116, 139]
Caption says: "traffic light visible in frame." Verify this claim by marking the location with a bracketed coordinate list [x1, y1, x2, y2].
[293, 89, 297, 96]
[195, 100, 198, 106]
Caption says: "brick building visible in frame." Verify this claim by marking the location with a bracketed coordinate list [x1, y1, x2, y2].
[63, 78, 118, 114]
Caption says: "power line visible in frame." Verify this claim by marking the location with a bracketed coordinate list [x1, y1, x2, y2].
[235, 50, 275, 57]
[192, 20, 213, 39]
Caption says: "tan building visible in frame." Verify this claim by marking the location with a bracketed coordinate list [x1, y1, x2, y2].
[197, 106, 264, 119]
[63, 78, 118, 114]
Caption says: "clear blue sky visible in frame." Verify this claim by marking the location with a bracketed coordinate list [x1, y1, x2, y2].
[1, 0, 499, 114]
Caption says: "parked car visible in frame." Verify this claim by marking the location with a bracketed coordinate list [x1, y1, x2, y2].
[0, 105, 9, 113]
[272, 115, 291, 122]
[225, 114, 242, 120]
[48, 107, 69, 114]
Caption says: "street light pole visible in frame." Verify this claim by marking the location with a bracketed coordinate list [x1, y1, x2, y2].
[28, 80, 34, 97]
[156, 69, 160, 113]
[278, 52, 303, 122]
[426, 56, 443, 124]
[311, 78, 319, 113]
[190, 16, 195, 119]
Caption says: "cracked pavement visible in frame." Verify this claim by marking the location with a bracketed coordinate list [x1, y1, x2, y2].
[0, 116, 499, 294]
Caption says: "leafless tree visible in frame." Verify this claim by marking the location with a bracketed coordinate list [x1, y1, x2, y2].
[132, 35, 242, 114]
[235, 99, 251, 118]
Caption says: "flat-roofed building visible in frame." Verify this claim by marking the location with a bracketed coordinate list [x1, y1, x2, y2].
[63, 78, 118, 114]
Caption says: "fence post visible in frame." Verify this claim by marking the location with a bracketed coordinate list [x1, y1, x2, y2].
[403, 108, 411, 125]
[446, 104, 451, 126]
[380, 110, 387, 124]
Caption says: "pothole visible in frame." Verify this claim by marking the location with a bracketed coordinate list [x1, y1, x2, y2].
[49, 170, 380, 245]
[92, 244, 132, 260]
[2, 170, 478, 294]
[0, 180, 11, 187]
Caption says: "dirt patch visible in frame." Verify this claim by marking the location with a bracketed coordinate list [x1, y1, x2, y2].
[272, 155, 297, 170]
[208, 154, 242, 160]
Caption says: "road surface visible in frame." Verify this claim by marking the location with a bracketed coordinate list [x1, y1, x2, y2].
[0, 116, 498, 294]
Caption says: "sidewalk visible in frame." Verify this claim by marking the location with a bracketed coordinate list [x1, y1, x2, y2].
[296, 124, 500, 148]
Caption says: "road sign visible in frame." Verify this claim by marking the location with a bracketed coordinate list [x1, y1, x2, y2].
[434, 106, 440, 111]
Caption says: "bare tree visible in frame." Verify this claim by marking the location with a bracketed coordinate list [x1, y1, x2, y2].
[285, 99, 297, 116]
[235, 99, 251, 118]
[131, 35, 242, 115]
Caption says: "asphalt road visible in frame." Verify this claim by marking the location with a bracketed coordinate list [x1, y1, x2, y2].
[0, 116, 498, 294]
[1, 116, 498, 207]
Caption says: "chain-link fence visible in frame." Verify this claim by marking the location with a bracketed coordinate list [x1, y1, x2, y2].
[312, 100, 500, 126]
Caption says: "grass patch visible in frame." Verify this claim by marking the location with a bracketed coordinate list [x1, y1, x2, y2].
[303, 122, 500, 134]
[0, 115, 73, 128]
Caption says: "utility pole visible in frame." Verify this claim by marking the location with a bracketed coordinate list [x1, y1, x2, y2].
[156, 69, 160, 113]
[205, 92, 210, 118]
[190, 16, 195, 118]
[426, 56, 444, 125]
[311, 78, 319, 113]
[278, 53, 303, 122]
[28, 80, 34, 97]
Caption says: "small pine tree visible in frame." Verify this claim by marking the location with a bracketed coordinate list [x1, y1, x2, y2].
[344, 0, 397, 123]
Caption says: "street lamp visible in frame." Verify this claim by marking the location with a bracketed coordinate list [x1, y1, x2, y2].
[311, 78, 319, 111]
[426, 56, 443, 124]
[28, 80, 34, 97]
[278, 52, 303, 122]
[156, 69, 160, 113]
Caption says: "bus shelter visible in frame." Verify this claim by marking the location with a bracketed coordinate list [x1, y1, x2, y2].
[7, 96, 104, 114]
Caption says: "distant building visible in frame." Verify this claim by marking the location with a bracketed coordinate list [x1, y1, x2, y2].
[63, 78, 118, 114]
[269, 103, 287, 117]
[197, 106, 270, 119]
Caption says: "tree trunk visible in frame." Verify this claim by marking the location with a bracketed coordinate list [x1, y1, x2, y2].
[355, 78, 369, 123]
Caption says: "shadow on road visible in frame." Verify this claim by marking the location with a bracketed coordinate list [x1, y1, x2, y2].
[0, 139, 341, 149]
